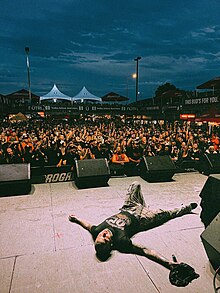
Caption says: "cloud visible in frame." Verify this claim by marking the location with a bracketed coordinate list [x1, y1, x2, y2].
[201, 26, 217, 33]
[1, 0, 220, 98]
[190, 25, 220, 38]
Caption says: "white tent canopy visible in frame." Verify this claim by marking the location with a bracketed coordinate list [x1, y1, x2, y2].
[73, 86, 101, 102]
[40, 84, 72, 102]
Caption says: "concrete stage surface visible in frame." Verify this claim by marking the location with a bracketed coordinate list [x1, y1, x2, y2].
[0, 172, 219, 293]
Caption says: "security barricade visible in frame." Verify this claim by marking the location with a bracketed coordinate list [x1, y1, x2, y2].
[31, 165, 74, 184]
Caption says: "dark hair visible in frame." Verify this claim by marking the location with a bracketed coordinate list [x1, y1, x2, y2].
[95, 242, 112, 262]
[95, 250, 111, 262]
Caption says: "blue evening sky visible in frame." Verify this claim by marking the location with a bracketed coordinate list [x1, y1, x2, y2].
[1, 0, 220, 102]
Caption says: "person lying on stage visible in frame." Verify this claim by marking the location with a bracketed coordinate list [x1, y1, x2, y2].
[69, 181, 199, 286]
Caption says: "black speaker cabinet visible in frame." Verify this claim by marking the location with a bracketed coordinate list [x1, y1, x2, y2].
[0, 163, 31, 196]
[200, 174, 220, 227]
[140, 155, 176, 182]
[201, 213, 220, 272]
[74, 158, 110, 189]
[199, 153, 220, 175]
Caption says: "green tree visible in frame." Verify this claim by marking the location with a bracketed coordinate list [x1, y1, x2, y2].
[155, 83, 177, 97]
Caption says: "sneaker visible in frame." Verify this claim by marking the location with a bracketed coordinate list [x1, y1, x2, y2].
[127, 181, 140, 195]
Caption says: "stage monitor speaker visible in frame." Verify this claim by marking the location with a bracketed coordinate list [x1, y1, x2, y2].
[74, 158, 110, 189]
[140, 155, 176, 182]
[199, 174, 220, 227]
[0, 163, 31, 196]
[199, 153, 220, 175]
[201, 213, 220, 272]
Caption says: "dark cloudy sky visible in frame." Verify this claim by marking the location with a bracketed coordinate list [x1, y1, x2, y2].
[1, 0, 220, 102]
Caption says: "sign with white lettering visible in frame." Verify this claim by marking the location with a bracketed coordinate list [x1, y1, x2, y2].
[31, 166, 74, 184]
[45, 172, 72, 183]
[184, 96, 219, 105]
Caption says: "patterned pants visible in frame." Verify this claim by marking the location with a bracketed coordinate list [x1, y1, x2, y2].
[120, 181, 193, 232]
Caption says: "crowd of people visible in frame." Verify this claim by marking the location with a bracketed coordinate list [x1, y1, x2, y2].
[0, 116, 219, 175]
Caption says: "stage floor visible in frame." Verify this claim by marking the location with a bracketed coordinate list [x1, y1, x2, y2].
[0, 172, 219, 293]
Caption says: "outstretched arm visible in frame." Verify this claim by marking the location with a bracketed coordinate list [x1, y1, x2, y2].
[69, 215, 92, 233]
[130, 243, 178, 270]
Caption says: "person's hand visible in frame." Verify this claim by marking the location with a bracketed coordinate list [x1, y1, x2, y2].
[169, 261, 180, 270]
[69, 214, 79, 223]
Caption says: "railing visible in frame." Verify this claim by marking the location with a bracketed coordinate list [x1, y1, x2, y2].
[31, 165, 74, 184]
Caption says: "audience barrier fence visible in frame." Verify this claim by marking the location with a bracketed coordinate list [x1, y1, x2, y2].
[5, 153, 220, 185]
[29, 160, 195, 184]
[31, 165, 74, 184]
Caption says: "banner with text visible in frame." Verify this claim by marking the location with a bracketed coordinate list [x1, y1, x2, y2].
[31, 165, 74, 184]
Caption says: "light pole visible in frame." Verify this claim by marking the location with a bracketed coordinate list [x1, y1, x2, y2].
[134, 56, 141, 102]
[25, 47, 31, 104]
